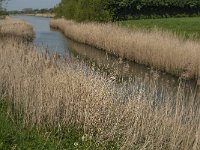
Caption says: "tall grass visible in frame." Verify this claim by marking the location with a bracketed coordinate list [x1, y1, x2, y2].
[0, 36, 199, 149]
[0, 17, 34, 40]
[0, 18, 199, 149]
[50, 19, 200, 79]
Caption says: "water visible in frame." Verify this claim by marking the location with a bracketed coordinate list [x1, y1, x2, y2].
[13, 15, 70, 55]
[12, 15, 198, 102]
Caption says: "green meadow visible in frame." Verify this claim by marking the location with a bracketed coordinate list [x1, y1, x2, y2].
[119, 17, 200, 39]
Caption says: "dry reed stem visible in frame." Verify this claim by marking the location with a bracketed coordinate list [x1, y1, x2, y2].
[0, 19, 199, 149]
[50, 19, 200, 79]
[0, 37, 199, 149]
[0, 17, 34, 39]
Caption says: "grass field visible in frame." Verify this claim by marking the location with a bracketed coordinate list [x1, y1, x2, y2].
[0, 100, 58, 149]
[118, 17, 200, 39]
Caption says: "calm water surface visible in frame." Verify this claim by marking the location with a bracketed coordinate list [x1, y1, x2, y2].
[12, 15, 198, 103]
[13, 15, 70, 55]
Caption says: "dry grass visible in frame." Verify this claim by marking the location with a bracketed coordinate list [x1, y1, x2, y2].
[0, 18, 200, 149]
[0, 38, 199, 149]
[50, 19, 200, 79]
[0, 17, 34, 40]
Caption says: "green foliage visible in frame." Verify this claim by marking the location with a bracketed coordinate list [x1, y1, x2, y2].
[54, 0, 111, 22]
[104, 0, 200, 20]
[0, 0, 7, 17]
[119, 17, 200, 39]
[0, 99, 119, 149]
[0, 0, 6, 11]
[54, 0, 200, 22]
[0, 10, 7, 17]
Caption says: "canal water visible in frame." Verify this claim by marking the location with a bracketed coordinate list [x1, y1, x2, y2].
[12, 15, 198, 104]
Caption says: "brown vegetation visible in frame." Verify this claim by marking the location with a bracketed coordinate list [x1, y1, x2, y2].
[0, 17, 34, 40]
[0, 18, 199, 149]
[0, 38, 199, 149]
[50, 19, 200, 79]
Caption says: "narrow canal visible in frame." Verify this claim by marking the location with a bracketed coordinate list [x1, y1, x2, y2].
[12, 15, 198, 104]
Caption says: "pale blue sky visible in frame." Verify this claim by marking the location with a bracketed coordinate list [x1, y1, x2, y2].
[4, 0, 61, 11]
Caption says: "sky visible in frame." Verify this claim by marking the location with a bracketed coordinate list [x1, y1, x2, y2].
[3, 0, 61, 11]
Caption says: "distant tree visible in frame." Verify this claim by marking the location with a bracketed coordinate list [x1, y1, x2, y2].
[54, 0, 200, 22]
[0, 0, 6, 10]
[0, 0, 3, 11]
[54, 0, 111, 22]
[0, 0, 7, 16]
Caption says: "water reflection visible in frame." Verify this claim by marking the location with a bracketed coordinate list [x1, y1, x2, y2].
[12, 15, 71, 55]
[12, 15, 198, 103]
[67, 37, 197, 95]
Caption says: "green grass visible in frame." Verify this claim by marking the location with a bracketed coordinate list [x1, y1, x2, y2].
[118, 17, 200, 39]
[0, 99, 116, 150]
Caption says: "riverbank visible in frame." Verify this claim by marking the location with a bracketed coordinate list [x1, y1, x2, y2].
[0, 16, 200, 149]
[50, 19, 200, 80]
[0, 17, 34, 40]
[0, 18, 200, 149]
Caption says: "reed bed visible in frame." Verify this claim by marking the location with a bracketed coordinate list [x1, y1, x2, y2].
[0, 19, 199, 149]
[0, 34, 199, 149]
[0, 17, 34, 40]
[50, 19, 200, 79]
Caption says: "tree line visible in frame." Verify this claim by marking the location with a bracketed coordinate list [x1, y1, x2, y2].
[0, 0, 8, 17]
[8, 8, 53, 15]
[54, 0, 200, 22]
[54, 0, 110, 22]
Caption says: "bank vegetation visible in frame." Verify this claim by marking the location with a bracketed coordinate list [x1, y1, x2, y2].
[50, 19, 200, 79]
[0, 18, 200, 149]
[0, 17, 34, 40]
